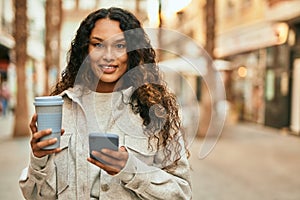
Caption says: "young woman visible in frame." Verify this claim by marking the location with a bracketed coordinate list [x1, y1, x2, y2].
[19, 7, 192, 199]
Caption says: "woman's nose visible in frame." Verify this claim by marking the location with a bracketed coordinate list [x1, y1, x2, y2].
[102, 47, 114, 62]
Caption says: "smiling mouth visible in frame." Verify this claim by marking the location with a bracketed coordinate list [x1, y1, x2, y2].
[99, 65, 117, 69]
[99, 65, 118, 73]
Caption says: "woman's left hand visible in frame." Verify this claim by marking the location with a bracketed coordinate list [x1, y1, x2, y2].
[87, 146, 128, 175]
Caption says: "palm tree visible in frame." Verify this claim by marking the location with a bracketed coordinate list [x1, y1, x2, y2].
[198, 0, 216, 137]
[45, 0, 62, 94]
[13, 0, 30, 137]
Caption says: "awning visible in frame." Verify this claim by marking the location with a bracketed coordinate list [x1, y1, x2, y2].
[158, 57, 232, 76]
[215, 22, 289, 58]
[0, 32, 15, 49]
[158, 57, 207, 76]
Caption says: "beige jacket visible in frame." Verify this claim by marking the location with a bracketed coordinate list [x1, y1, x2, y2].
[19, 86, 192, 199]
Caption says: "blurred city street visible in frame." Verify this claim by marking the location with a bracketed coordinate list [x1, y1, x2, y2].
[1, 0, 300, 199]
[1, 113, 300, 200]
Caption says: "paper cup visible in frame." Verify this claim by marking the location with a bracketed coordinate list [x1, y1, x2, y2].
[33, 96, 64, 150]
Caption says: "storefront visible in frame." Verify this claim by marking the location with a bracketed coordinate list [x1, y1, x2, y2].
[226, 50, 266, 124]
[0, 44, 10, 82]
[215, 21, 292, 129]
[289, 20, 300, 134]
[0, 34, 14, 84]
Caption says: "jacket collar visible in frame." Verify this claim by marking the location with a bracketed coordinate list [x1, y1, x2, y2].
[60, 85, 134, 105]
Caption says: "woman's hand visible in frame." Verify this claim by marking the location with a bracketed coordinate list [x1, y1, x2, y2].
[87, 146, 129, 175]
[29, 113, 64, 158]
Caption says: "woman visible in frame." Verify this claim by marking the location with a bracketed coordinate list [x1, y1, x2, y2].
[19, 7, 192, 199]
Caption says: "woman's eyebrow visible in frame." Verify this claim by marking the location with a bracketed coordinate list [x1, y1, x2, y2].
[90, 36, 125, 43]
[113, 38, 126, 43]
[90, 36, 104, 41]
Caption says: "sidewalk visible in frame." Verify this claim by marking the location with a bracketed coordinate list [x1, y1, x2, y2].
[0, 112, 15, 141]
[1, 115, 300, 199]
[0, 113, 29, 200]
[0, 136, 29, 200]
[190, 122, 300, 200]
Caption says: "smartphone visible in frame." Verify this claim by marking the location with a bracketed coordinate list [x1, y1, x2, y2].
[88, 133, 119, 163]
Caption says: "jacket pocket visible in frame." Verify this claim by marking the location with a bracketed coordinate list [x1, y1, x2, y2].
[55, 133, 71, 195]
[124, 135, 157, 165]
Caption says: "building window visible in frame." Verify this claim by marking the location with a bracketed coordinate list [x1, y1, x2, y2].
[79, 0, 97, 10]
[241, 0, 252, 8]
[225, 0, 235, 18]
[63, 0, 76, 10]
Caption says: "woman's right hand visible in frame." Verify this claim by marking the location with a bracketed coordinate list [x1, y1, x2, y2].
[29, 113, 64, 158]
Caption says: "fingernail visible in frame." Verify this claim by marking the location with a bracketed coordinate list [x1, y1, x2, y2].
[101, 149, 108, 153]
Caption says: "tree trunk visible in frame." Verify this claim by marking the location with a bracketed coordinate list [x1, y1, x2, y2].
[205, 0, 215, 59]
[45, 0, 62, 95]
[13, 0, 30, 137]
[198, 0, 216, 137]
[157, 0, 163, 61]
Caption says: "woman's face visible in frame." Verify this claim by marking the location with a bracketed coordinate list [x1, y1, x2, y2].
[88, 18, 128, 92]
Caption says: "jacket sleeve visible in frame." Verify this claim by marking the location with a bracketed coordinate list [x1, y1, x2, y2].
[115, 140, 192, 200]
[19, 95, 72, 200]
[19, 153, 57, 200]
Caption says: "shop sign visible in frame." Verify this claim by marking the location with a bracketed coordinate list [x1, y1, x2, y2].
[215, 22, 289, 58]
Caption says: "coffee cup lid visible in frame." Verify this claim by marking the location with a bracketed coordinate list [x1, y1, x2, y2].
[33, 96, 64, 106]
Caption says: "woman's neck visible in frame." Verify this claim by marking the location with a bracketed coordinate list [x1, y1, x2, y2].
[95, 81, 117, 93]
[95, 78, 125, 93]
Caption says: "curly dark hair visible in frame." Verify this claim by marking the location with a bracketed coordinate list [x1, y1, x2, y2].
[51, 7, 188, 169]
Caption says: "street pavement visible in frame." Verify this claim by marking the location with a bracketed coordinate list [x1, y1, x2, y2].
[190, 124, 300, 200]
[1, 113, 300, 200]
[0, 113, 29, 200]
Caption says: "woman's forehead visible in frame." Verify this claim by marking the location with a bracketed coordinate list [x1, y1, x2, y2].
[90, 18, 124, 41]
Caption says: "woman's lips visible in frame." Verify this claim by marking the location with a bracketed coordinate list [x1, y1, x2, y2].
[99, 65, 117, 74]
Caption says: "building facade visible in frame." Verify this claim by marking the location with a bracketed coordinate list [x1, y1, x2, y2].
[215, 0, 300, 133]
[0, 0, 14, 85]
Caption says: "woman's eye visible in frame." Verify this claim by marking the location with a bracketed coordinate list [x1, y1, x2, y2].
[115, 44, 126, 49]
[94, 43, 104, 48]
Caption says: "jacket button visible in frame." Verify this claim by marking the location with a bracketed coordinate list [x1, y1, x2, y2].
[101, 184, 110, 192]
